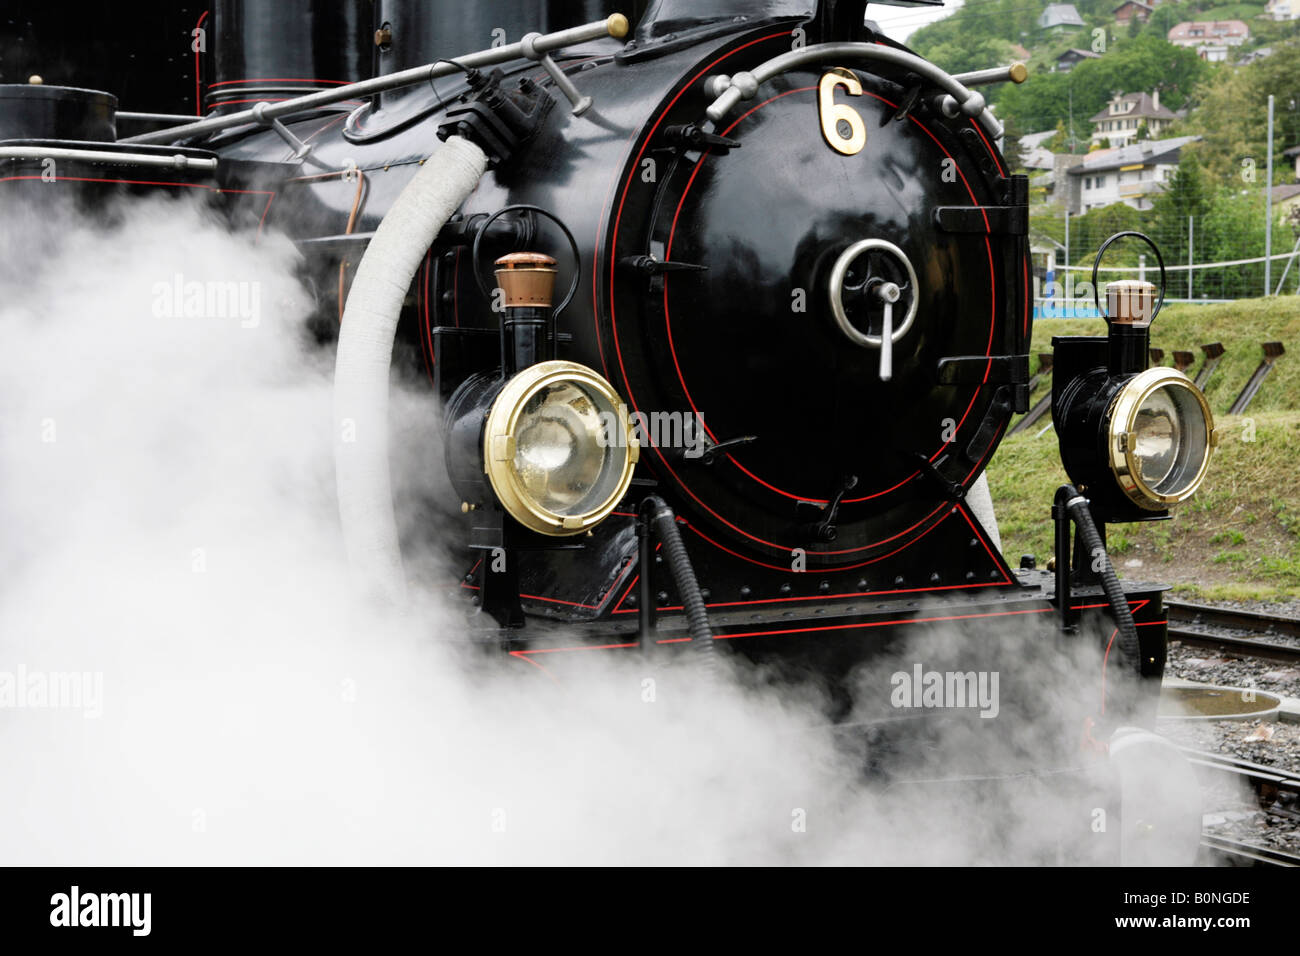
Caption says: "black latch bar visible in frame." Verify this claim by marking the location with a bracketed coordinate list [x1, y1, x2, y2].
[934, 205, 1028, 236]
[936, 353, 1029, 386]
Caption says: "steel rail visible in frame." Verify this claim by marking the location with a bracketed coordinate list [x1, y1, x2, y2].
[1169, 627, 1300, 665]
[1200, 834, 1300, 866]
[1180, 747, 1300, 796]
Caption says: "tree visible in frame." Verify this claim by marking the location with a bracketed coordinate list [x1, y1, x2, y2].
[922, 33, 1014, 77]
[1149, 152, 1212, 295]
[909, 0, 1042, 54]
[1175, 40, 1300, 187]
[1135, 120, 1149, 141]
[993, 35, 1207, 138]
[1047, 119, 1071, 152]
[1153, 151, 1211, 225]
[1064, 202, 1148, 267]
[1148, 4, 1182, 37]
[1197, 188, 1269, 296]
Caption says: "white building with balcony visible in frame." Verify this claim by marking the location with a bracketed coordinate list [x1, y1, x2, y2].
[1066, 136, 1201, 213]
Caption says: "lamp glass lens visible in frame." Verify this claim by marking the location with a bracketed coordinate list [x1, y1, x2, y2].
[512, 381, 625, 516]
[1133, 388, 1179, 487]
[1131, 383, 1208, 497]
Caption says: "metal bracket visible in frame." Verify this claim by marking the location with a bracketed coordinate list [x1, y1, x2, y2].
[799, 475, 859, 543]
[698, 434, 756, 465]
[888, 80, 924, 125]
[963, 384, 1017, 462]
[661, 123, 741, 152]
[620, 239, 708, 292]
[913, 453, 965, 501]
[935, 354, 1029, 386]
[1052, 499, 1076, 631]
[1193, 341, 1225, 390]
[252, 103, 313, 160]
[1228, 341, 1286, 414]
[520, 32, 592, 115]
[619, 254, 709, 276]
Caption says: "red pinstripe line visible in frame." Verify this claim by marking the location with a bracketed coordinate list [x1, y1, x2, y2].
[194, 10, 209, 115]
[507, 650, 561, 683]
[954, 502, 1011, 583]
[207, 78, 354, 88]
[969, 119, 1006, 177]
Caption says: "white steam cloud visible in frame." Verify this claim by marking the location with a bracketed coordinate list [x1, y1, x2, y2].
[0, 193, 1196, 865]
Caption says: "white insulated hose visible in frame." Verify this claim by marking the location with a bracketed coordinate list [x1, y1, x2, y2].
[334, 135, 488, 600]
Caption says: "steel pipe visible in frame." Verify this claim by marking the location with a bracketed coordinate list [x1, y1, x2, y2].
[704, 42, 1004, 140]
[123, 14, 628, 146]
[0, 145, 217, 171]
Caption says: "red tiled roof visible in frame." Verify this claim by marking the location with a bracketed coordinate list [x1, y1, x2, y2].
[1168, 20, 1250, 40]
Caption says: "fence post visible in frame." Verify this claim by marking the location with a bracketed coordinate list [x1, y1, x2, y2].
[1266, 94, 1274, 297]
[1188, 216, 1194, 301]
[1064, 208, 1070, 272]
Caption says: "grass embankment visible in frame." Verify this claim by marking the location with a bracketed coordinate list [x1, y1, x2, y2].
[987, 297, 1300, 601]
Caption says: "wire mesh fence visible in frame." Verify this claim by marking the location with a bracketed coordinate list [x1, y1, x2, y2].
[1030, 206, 1300, 317]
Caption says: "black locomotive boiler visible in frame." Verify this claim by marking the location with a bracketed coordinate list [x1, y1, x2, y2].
[2, 1, 1219, 803]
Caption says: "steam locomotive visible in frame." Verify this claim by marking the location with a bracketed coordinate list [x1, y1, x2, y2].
[2, 2, 1217, 761]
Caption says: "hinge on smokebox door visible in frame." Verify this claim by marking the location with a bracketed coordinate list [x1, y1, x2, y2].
[934, 355, 1030, 461]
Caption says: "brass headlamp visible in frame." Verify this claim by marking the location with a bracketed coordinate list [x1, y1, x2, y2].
[1053, 232, 1216, 519]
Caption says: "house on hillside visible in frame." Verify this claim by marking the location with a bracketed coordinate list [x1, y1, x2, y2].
[1038, 4, 1085, 29]
[1113, 0, 1155, 26]
[1089, 91, 1176, 148]
[1066, 135, 1200, 213]
[1265, 0, 1299, 21]
[1056, 48, 1101, 72]
[1284, 144, 1300, 181]
[1271, 184, 1300, 224]
[1019, 130, 1059, 171]
[1167, 21, 1250, 60]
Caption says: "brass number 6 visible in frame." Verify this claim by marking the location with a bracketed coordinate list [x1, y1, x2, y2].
[818, 68, 866, 156]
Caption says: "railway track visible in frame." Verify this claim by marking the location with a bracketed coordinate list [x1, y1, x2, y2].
[1166, 601, 1300, 665]
[1180, 747, 1300, 797]
[1182, 747, 1300, 866]
[1200, 834, 1300, 866]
